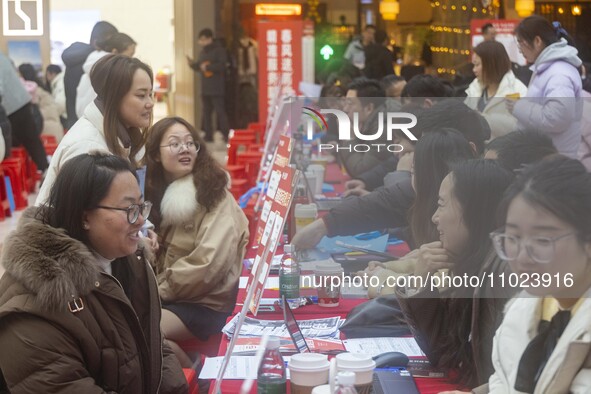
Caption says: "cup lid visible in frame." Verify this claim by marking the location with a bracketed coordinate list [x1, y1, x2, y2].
[289, 353, 330, 370]
[315, 261, 344, 273]
[311, 385, 331, 394]
[335, 353, 376, 370]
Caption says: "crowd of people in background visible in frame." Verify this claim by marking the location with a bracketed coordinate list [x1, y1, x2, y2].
[0, 12, 590, 394]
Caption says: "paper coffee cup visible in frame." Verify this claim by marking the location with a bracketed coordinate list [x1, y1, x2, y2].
[311, 385, 331, 394]
[308, 164, 325, 195]
[289, 353, 330, 394]
[336, 353, 376, 394]
[314, 262, 344, 307]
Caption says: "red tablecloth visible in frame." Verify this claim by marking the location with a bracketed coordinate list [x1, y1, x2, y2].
[207, 162, 462, 393]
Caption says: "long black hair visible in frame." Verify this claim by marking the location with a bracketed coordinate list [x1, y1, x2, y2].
[435, 159, 514, 387]
[409, 128, 475, 247]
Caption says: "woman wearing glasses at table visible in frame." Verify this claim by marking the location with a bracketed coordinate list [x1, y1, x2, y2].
[472, 155, 591, 394]
[0, 152, 187, 393]
[145, 117, 249, 368]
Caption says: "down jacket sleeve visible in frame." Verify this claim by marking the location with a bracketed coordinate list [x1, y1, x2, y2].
[322, 177, 415, 237]
[0, 314, 112, 394]
[512, 72, 579, 135]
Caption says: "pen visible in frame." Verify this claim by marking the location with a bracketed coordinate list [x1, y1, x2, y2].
[335, 241, 398, 260]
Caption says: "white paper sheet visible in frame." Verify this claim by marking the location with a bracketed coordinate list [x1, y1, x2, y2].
[343, 337, 426, 358]
[199, 356, 291, 380]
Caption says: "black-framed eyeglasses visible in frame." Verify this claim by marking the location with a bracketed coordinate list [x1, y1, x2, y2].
[490, 231, 576, 264]
[95, 201, 153, 224]
[160, 141, 200, 154]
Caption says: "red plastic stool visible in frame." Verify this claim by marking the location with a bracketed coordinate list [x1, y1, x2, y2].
[1, 158, 28, 210]
[0, 167, 8, 220]
[40, 134, 57, 145]
[227, 135, 256, 166]
[230, 178, 249, 200]
[248, 143, 264, 153]
[178, 332, 223, 358]
[44, 142, 58, 156]
[226, 164, 247, 181]
[236, 151, 263, 187]
[248, 122, 266, 143]
[11, 147, 38, 192]
[183, 369, 199, 394]
[229, 128, 256, 140]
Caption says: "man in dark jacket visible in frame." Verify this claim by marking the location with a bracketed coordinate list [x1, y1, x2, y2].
[188, 28, 230, 142]
[61, 21, 117, 128]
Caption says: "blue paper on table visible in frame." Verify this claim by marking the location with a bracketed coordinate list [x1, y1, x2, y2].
[321, 183, 334, 193]
[317, 234, 389, 254]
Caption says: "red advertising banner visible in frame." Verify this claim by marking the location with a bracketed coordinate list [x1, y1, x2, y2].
[245, 135, 298, 315]
[470, 19, 526, 65]
[257, 20, 304, 124]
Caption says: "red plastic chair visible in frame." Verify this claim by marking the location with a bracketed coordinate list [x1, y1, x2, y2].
[40, 134, 57, 145]
[183, 368, 199, 394]
[226, 164, 247, 182]
[236, 151, 263, 188]
[1, 158, 28, 210]
[10, 147, 38, 192]
[226, 134, 256, 166]
[0, 166, 8, 220]
[178, 332, 223, 358]
[229, 178, 249, 200]
[247, 122, 266, 143]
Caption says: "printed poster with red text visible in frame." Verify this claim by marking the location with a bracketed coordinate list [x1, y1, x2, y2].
[245, 135, 297, 315]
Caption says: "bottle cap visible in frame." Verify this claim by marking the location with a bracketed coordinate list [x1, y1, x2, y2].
[336, 371, 356, 386]
[267, 336, 281, 350]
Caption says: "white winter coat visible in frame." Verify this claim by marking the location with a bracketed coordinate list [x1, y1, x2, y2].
[482, 291, 591, 394]
[36, 101, 144, 205]
[465, 71, 528, 140]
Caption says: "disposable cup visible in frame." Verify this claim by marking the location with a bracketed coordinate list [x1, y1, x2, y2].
[289, 353, 330, 394]
[311, 385, 331, 394]
[314, 262, 344, 307]
[308, 164, 325, 194]
[335, 353, 376, 394]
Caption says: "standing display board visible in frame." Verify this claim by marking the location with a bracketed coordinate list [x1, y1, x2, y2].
[213, 135, 298, 393]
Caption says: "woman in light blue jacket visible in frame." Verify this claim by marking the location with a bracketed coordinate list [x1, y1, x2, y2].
[509, 16, 582, 158]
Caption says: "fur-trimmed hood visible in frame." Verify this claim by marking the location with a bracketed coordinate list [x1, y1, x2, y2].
[1, 207, 100, 311]
[160, 175, 199, 227]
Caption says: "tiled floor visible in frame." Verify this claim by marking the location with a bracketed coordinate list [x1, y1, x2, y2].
[0, 102, 229, 278]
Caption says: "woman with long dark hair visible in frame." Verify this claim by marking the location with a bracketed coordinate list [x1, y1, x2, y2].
[396, 159, 517, 388]
[145, 116, 249, 368]
[37, 54, 154, 205]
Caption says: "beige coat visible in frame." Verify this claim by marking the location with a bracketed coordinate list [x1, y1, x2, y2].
[477, 290, 591, 394]
[155, 175, 249, 313]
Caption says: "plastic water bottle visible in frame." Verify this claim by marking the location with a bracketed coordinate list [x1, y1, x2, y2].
[257, 336, 287, 394]
[334, 371, 358, 394]
[279, 244, 301, 309]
